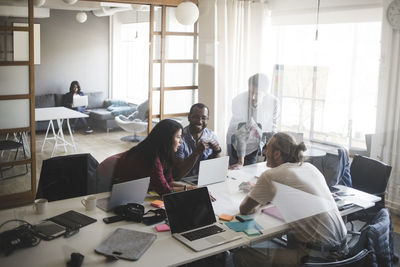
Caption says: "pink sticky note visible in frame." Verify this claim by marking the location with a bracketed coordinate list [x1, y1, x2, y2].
[155, 224, 170, 232]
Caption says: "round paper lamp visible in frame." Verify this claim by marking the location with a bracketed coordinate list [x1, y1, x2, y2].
[76, 12, 87, 23]
[175, 1, 199, 25]
[63, 0, 78, 4]
[34, 0, 46, 7]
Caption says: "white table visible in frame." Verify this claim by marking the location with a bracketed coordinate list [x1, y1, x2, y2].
[0, 163, 381, 266]
[35, 107, 88, 157]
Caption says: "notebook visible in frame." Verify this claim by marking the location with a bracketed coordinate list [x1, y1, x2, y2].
[182, 156, 229, 186]
[163, 187, 241, 252]
[72, 95, 88, 107]
[96, 177, 150, 212]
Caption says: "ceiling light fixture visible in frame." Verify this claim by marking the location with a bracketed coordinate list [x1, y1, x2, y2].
[175, 0, 199, 25]
[63, 0, 78, 5]
[34, 0, 46, 7]
[76, 12, 87, 23]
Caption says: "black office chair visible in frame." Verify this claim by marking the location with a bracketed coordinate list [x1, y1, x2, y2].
[350, 155, 391, 210]
[303, 208, 396, 266]
[36, 153, 99, 202]
[302, 249, 373, 266]
[0, 133, 29, 180]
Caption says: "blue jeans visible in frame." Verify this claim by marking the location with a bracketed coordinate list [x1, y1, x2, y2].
[71, 106, 89, 130]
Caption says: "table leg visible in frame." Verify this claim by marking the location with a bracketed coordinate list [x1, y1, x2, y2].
[66, 119, 77, 152]
[41, 120, 53, 152]
[52, 118, 67, 157]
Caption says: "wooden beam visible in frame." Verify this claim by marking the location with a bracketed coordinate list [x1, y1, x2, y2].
[0, 94, 30, 100]
[0, 61, 29, 66]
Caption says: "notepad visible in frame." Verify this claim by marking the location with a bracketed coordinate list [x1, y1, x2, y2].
[261, 206, 285, 222]
[225, 220, 263, 232]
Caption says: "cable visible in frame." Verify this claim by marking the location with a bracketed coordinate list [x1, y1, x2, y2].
[0, 219, 41, 256]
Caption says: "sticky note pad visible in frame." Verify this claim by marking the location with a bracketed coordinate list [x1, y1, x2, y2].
[226, 221, 263, 232]
[151, 200, 164, 208]
[219, 214, 234, 221]
[244, 228, 261, 236]
[155, 224, 170, 232]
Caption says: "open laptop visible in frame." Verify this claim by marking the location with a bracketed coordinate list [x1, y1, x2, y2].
[96, 177, 150, 212]
[163, 187, 241, 252]
[72, 95, 88, 108]
[182, 156, 229, 186]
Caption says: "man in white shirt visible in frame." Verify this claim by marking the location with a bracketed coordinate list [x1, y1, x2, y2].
[227, 73, 279, 169]
[233, 132, 348, 266]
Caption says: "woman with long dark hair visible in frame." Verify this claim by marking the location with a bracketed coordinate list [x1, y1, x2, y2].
[112, 119, 194, 195]
[63, 80, 93, 133]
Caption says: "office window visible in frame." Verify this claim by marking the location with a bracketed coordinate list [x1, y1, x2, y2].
[269, 22, 381, 149]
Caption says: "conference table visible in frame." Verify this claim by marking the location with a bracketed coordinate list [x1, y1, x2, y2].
[35, 107, 88, 157]
[0, 162, 380, 266]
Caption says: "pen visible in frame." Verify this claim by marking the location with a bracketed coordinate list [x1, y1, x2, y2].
[228, 176, 236, 180]
[254, 224, 263, 235]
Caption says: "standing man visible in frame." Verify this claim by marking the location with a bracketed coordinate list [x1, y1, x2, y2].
[175, 103, 222, 178]
[227, 73, 279, 169]
[234, 132, 347, 266]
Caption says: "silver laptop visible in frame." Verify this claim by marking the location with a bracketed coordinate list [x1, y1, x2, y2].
[163, 187, 241, 252]
[72, 95, 88, 107]
[182, 156, 229, 186]
[96, 177, 150, 212]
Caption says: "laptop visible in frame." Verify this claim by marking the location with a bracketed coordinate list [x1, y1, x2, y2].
[96, 177, 150, 212]
[182, 156, 229, 186]
[163, 187, 241, 252]
[72, 95, 88, 107]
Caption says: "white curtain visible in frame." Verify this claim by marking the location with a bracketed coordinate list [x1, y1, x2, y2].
[213, 0, 270, 149]
[371, 0, 400, 214]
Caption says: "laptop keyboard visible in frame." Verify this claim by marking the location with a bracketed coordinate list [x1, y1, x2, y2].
[182, 225, 225, 241]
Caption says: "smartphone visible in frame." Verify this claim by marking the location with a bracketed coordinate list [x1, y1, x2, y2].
[33, 221, 66, 240]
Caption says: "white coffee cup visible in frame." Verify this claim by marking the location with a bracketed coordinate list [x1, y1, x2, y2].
[33, 198, 48, 214]
[81, 195, 97, 211]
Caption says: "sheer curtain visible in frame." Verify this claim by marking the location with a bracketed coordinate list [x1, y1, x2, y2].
[212, 0, 270, 149]
[371, 0, 400, 214]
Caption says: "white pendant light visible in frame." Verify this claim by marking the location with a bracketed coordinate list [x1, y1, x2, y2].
[175, 1, 199, 25]
[63, 0, 78, 5]
[76, 12, 87, 23]
[34, 0, 46, 7]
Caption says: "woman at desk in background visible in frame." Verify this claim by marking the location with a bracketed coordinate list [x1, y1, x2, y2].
[63, 80, 93, 134]
[112, 119, 196, 196]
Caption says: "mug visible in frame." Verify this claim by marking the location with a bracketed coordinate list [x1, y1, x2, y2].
[33, 198, 48, 214]
[81, 195, 97, 211]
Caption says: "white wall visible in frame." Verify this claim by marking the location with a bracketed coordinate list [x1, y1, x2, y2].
[35, 10, 109, 96]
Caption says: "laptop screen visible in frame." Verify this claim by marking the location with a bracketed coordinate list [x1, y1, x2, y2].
[163, 187, 216, 234]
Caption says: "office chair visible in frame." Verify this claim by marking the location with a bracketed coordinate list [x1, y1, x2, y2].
[302, 249, 373, 266]
[36, 153, 99, 202]
[0, 132, 29, 180]
[303, 208, 396, 266]
[350, 155, 391, 210]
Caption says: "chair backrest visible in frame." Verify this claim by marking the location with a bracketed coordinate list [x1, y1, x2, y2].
[96, 153, 123, 189]
[350, 155, 392, 197]
[306, 147, 351, 187]
[302, 249, 373, 266]
[36, 153, 99, 202]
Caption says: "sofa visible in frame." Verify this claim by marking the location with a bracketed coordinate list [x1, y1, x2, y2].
[35, 92, 137, 132]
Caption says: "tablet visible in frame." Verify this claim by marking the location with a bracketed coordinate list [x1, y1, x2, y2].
[33, 221, 66, 240]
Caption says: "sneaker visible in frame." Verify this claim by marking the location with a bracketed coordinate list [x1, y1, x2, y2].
[85, 127, 93, 134]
